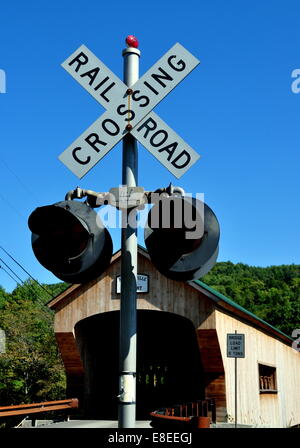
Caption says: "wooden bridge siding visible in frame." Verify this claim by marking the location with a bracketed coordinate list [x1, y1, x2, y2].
[52, 253, 216, 334]
[50, 251, 224, 420]
[54, 332, 84, 404]
[55, 332, 84, 376]
[215, 309, 300, 427]
[197, 329, 227, 422]
[48, 250, 300, 427]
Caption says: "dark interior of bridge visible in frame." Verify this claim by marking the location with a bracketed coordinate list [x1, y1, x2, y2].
[75, 310, 205, 419]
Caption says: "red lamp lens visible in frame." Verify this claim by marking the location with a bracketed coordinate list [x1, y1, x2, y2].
[126, 35, 139, 48]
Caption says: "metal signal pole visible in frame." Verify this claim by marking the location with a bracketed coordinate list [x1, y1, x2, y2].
[118, 38, 140, 428]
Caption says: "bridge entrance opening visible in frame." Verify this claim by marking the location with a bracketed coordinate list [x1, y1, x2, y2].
[74, 310, 204, 419]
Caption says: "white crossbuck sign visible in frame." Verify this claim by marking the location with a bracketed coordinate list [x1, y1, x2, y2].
[59, 43, 201, 178]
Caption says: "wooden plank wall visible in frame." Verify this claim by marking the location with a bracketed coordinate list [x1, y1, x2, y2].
[49, 250, 300, 427]
[52, 252, 216, 334]
[215, 309, 300, 427]
[197, 329, 227, 421]
[51, 251, 217, 409]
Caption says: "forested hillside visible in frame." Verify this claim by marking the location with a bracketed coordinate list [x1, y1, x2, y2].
[0, 262, 299, 413]
[202, 262, 300, 336]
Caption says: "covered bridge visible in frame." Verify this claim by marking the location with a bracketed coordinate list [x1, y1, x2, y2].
[47, 246, 300, 427]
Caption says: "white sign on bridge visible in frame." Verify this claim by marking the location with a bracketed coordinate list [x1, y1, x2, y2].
[116, 274, 149, 294]
[59, 43, 201, 178]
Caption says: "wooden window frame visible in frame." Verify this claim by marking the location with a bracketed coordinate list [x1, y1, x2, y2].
[258, 363, 278, 394]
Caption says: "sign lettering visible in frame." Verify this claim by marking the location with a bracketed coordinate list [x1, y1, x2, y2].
[116, 274, 149, 294]
[132, 112, 200, 178]
[227, 333, 245, 358]
[59, 43, 200, 178]
[61, 45, 127, 108]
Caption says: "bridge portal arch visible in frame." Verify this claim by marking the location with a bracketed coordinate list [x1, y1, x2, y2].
[74, 310, 205, 419]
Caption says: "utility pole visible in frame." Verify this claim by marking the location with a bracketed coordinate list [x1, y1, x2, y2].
[118, 38, 140, 428]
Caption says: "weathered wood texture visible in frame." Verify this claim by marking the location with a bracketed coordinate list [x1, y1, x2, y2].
[0, 399, 78, 418]
[55, 332, 84, 376]
[197, 329, 227, 422]
[49, 249, 215, 415]
[49, 249, 215, 333]
[216, 310, 300, 427]
[48, 248, 300, 427]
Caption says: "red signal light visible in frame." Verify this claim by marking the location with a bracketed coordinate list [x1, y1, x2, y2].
[126, 35, 139, 48]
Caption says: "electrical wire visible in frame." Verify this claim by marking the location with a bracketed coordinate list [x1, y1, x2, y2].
[0, 257, 25, 286]
[0, 264, 22, 287]
[0, 246, 53, 298]
[0, 192, 27, 221]
[0, 156, 41, 203]
[0, 256, 50, 309]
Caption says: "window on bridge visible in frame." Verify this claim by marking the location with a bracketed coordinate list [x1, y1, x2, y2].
[258, 364, 277, 394]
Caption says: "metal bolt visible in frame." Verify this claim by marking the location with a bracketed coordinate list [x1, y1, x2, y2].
[126, 124, 133, 131]
[127, 88, 133, 95]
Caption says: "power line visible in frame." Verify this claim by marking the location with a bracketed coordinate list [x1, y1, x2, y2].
[0, 257, 52, 311]
[0, 246, 53, 298]
[0, 192, 27, 221]
[0, 257, 25, 286]
[0, 156, 41, 203]
[0, 264, 22, 287]
[0, 266, 53, 347]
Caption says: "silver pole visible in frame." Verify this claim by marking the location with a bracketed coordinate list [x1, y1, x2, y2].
[118, 43, 140, 428]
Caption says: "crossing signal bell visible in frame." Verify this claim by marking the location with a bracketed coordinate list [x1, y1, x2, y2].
[28, 189, 219, 285]
[144, 195, 220, 281]
[28, 200, 113, 284]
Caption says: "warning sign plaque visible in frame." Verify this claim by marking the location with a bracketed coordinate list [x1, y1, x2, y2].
[227, 333, 245, 358]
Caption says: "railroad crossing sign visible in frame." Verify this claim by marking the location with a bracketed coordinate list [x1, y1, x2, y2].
[59, 43, 201, 178]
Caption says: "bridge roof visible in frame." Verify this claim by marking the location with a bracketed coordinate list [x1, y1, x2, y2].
[193, 279, 293, 344]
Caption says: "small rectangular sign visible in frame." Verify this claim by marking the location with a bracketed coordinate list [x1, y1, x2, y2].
[227, 333, 245, 358]
[131, 111, 200, 178]
[109, 186, 146, 209]
[116, 274, 149, 294]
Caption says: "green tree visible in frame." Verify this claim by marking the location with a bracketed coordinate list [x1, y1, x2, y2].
[202, 262, 300, 336]
[0, 280, 67, 410]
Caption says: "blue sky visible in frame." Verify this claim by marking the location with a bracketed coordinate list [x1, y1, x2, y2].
[0, 0, 299, 292]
